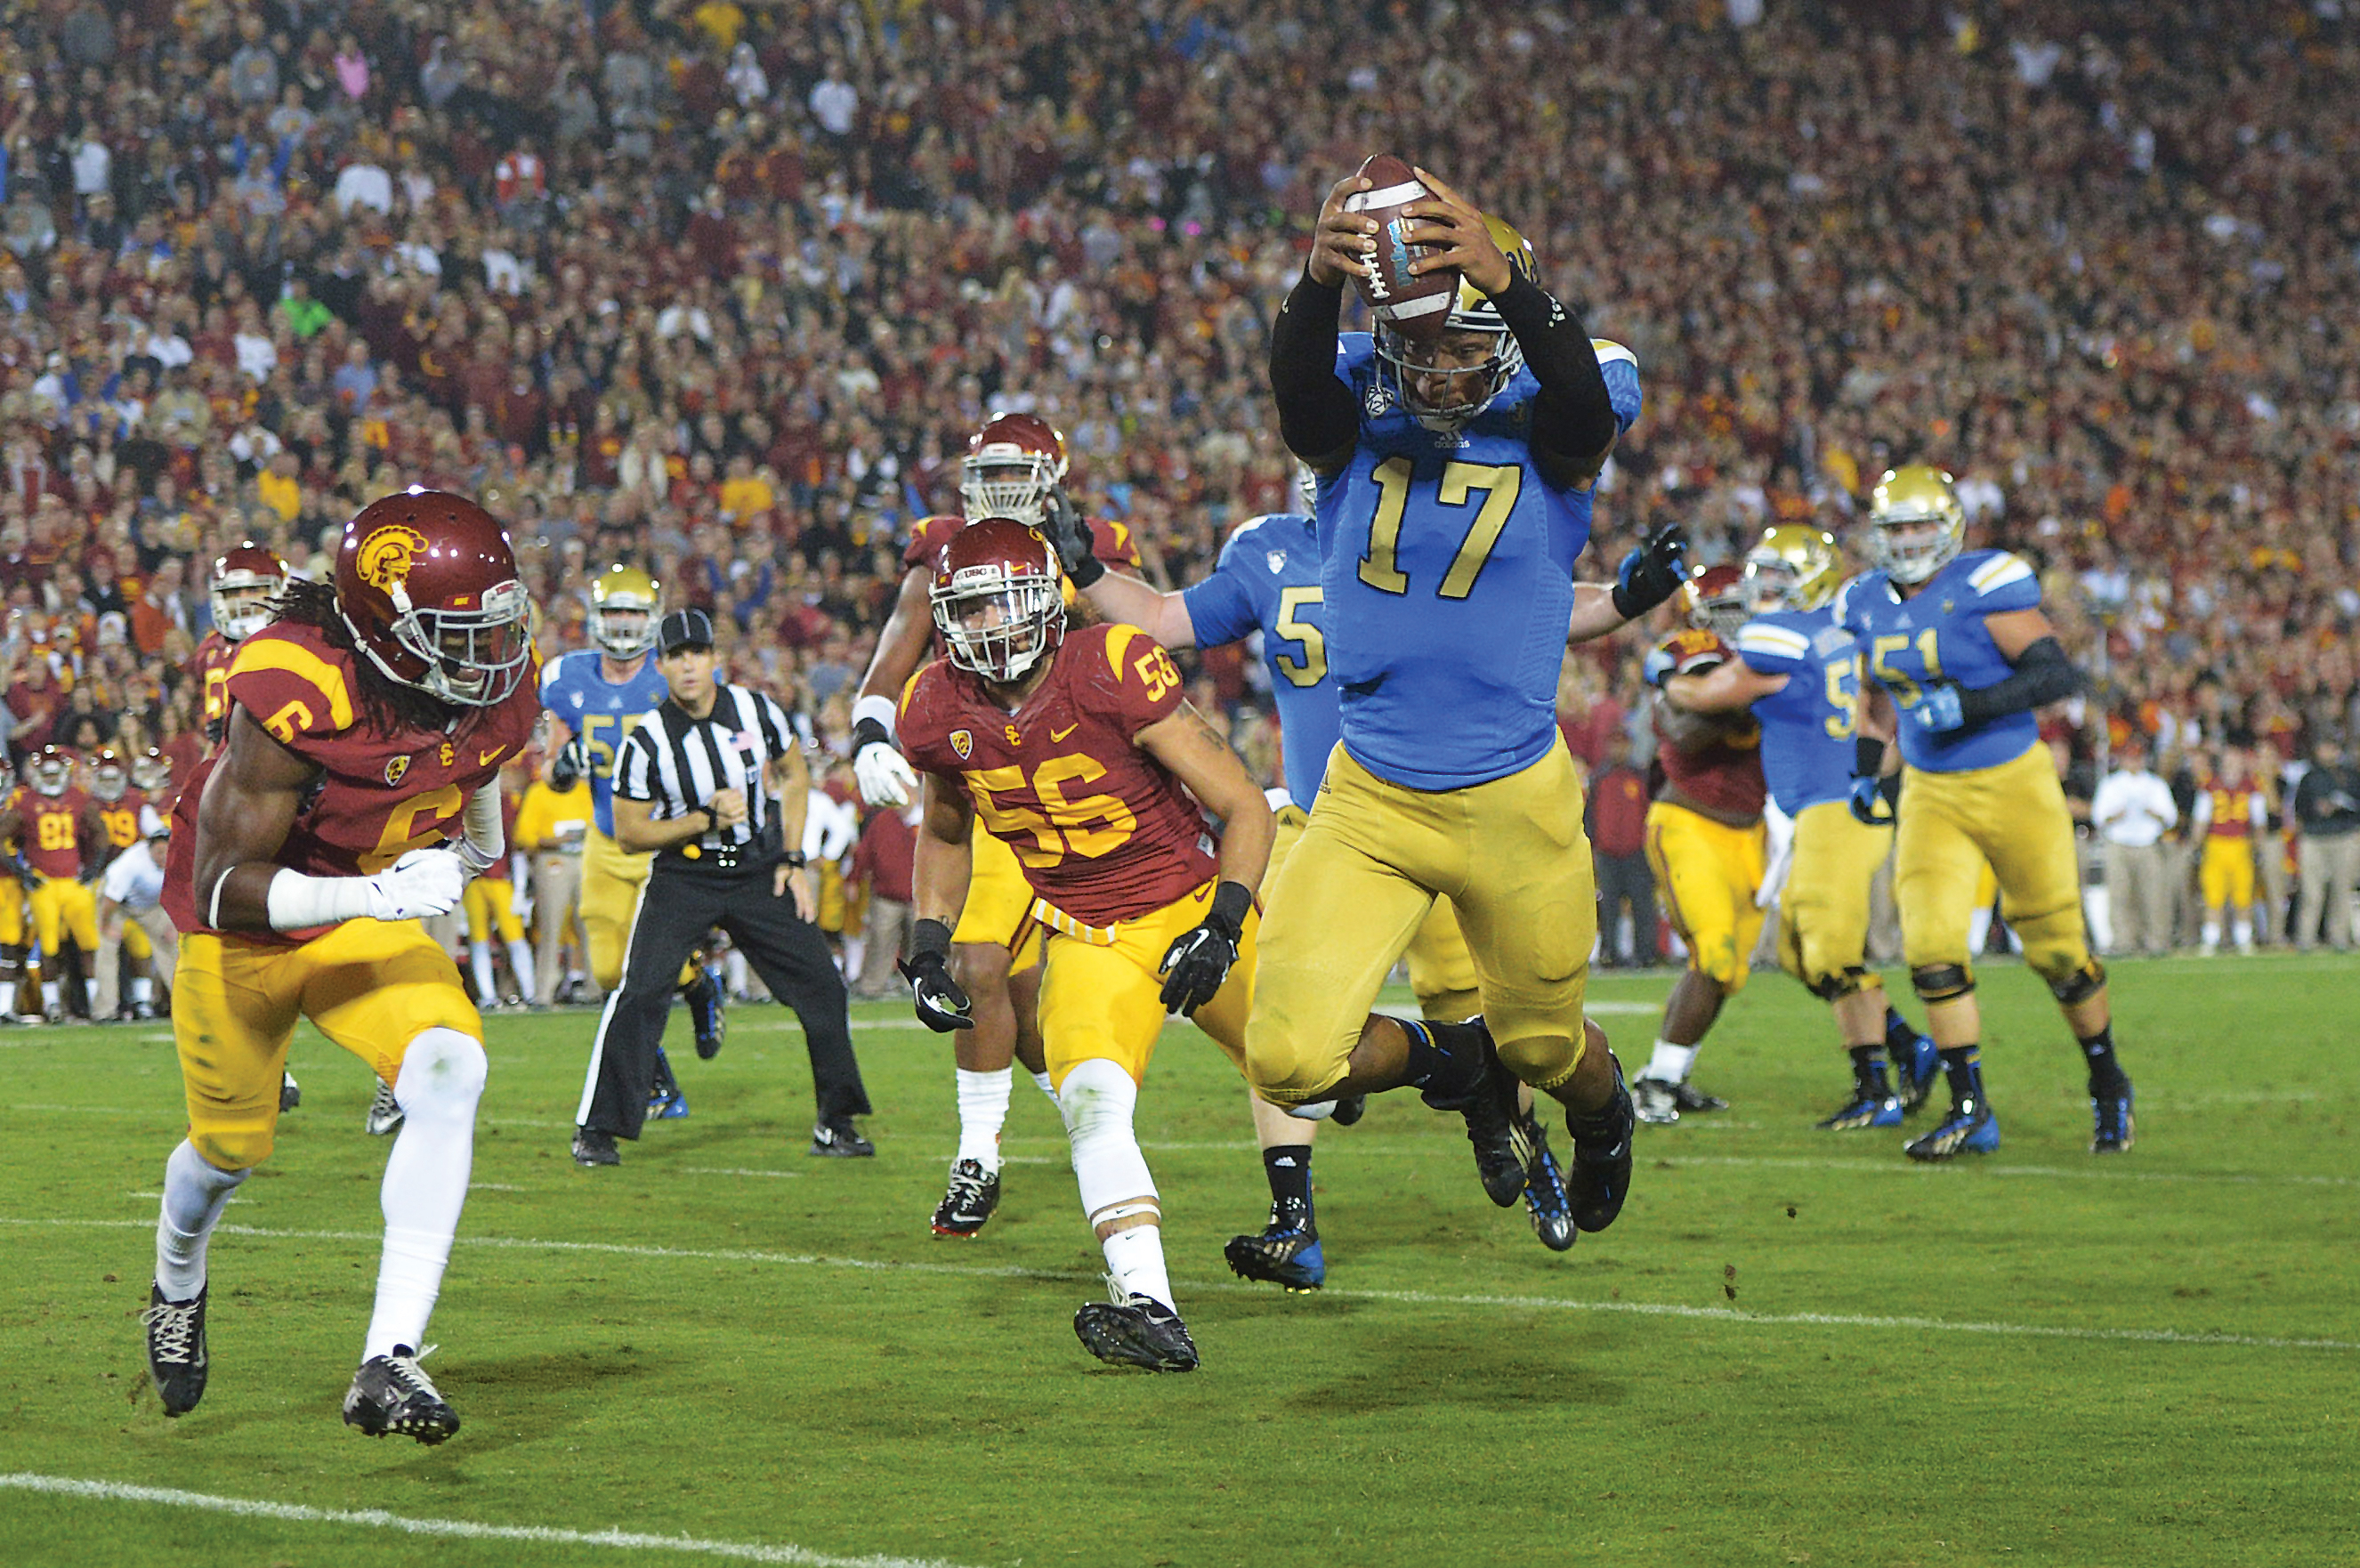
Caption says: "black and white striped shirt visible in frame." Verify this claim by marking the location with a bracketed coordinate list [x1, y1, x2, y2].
[612, 683, 800, 859]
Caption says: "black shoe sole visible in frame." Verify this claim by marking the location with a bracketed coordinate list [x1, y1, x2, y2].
[1073, 1304, 1199, 1371]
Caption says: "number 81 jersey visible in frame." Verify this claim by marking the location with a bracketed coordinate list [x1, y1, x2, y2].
[897, 623, 1217, 929]
[1318, 333, 1643, 791]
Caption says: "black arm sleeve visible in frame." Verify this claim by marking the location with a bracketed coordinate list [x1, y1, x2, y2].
[1956, 636, 2082, 724]
[1486, 272, 1618, 465]
[1267, 271, 1358, 465]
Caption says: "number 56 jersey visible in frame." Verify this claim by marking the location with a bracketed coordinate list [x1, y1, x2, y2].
[897, 623, 1217, 931]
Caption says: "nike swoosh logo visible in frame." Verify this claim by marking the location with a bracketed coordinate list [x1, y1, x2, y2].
[479, 748, 504, 765]
[1051, 723, 1078, 742]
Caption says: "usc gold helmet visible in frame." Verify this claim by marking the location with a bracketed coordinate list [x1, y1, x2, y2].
[590, 564, 660, 658]
[1868, 465, 1967, 586]
[1677, 562, 1750, 641]
[1373, 212, 1535, 424]
[1743, 526, 1844, 614]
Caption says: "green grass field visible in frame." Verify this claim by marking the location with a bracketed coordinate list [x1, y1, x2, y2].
[4, 954, 2356, 1568]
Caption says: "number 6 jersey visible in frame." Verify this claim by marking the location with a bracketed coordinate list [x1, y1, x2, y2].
[896, 622, 1217, 929]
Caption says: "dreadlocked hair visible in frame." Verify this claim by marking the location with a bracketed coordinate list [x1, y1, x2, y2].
[271, 579, 466, 735]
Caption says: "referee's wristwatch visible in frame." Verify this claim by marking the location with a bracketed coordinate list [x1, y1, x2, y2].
[780, 850, 808, 869]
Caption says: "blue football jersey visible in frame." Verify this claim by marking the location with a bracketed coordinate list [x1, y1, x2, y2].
[1316, 333, 1643, 789]
[1734, 604, 1863, 814]
[539, 648, 671, 837]
[1836, 549, 2044, 774]
[1181, 512, 1336, 812]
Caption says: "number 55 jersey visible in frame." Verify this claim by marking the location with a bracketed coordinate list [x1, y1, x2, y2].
[896, 622, 1216, 934]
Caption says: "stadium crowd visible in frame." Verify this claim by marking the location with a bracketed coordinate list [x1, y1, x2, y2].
[3, 0, 2358, 1017]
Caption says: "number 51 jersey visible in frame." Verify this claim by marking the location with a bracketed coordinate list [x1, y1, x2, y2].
[1316, 332, 1642, 791]
[1835, 549, 2044, 776]
[897, 623, 1216, 930]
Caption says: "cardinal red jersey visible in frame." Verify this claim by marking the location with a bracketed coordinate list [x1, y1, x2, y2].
[2206, 786, 2257, 839]
[163, 619, 540, 939]
[897, 623, 1215, 928]
[194, 630, 238, 749]
[97, 788, 149, 851]
[1652, 628, 1767, 820]
[19, 786, 99, 878]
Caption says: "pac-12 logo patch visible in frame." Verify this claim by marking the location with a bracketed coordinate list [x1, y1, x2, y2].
[1267, 551, 1287, 574]
[384, 755, 409, 787]
[950, 729, 973, 761]
[356, 525, 429, 593]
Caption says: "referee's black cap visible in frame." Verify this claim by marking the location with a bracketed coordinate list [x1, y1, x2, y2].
[659, 608, 715, 654]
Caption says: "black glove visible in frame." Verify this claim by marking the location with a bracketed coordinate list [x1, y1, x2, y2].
[899, 917, 974, 1032]
[548, 736, 587, 792]
[1041, 487, 1103, 588]
[1611, 522, 1688, 621]
[1158, 880, 1251, 1015]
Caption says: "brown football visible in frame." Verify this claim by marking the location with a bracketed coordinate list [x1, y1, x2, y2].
[1344, 154, 1458, 344]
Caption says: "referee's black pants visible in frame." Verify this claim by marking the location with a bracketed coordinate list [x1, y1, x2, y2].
[579, 864, 870, 1141]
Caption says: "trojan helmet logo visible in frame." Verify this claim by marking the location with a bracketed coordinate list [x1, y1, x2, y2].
[357, 525, 430, 593]
[383, 755, 409, 787]
[950, 729, 973, 761]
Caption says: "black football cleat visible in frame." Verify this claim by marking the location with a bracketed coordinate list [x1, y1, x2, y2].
[2090, 1082, 2135, 1154]
[1422, 1020, 1523, 1207]
[1330, 1094, 1368, 1128]
[279, 1072, 301, 1112]
[684, 962, 726, 1060]
[1516, 1111, 1577, 1252]
[1074, 1292, 1200, 1371]
[571, 1128, 620, 1167]
[343, 1347, 460, 1444]
[809, 1119, 875, 1158]
[143, 1282, 209, 1416]
[1566, 1053, 1636, 1234]
[1667, 1079, 1728, 1114]
[931, 1158, 1002, 1236]
[1224, 1220, 1325, 1291]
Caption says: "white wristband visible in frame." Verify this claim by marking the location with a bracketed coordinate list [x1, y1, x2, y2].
[852, 692, 898, 743]
[460, 780, 505, 873]
[263, 869, 377, 932]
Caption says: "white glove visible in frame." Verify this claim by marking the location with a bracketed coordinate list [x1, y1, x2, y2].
[853, 740, 919, 807]
[365, 848, 468, 922]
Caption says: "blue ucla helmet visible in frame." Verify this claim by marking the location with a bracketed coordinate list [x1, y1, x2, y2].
[1372, 213, 1535, 426]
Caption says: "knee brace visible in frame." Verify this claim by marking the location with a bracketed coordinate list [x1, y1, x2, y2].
[393, 1027, 489, 1122]
[1911, 963, 1976, 1004]
[1803, 965, 1871, 1003]
[2044, 958, 2106, 1006]
[1058, 1058, 1157, 1226]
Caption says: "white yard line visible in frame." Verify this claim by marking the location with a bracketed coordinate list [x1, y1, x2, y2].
[12, 1216, 2349, 1353]
[0, 1474, 986, 1568]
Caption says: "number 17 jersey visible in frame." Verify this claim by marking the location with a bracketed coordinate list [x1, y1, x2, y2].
[1316, 333, 1642, 790]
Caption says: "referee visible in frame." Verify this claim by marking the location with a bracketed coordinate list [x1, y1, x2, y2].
[571, 610, 874, 1167]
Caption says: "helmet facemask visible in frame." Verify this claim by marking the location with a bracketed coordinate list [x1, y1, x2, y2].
[959, 451, 1061, 527]
[592, 601, 655, 658]
[1373, 321, 1523, 427]
[1868, 467, 1966, 586]
[931, 564, 1063, 684]
[358, 577, 533, 707]
[1742, 554, 1800, 616]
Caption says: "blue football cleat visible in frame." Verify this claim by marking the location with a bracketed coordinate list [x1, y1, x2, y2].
[1224, 1221, 1325, 1292]
[648, 1047, 689, 1120]
[1904, 1100, 2000, 1161]
[1816, 1088, 1903, 1130]
[1892, 1031, 1941, 1115]
[2090, 1082, 2134, 1153]
[1517, 1112, 1576, 1252]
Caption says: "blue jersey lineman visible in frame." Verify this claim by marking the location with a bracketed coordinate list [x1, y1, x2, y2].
[1838, 465, 2133, 1160]
[1249, 164, 1686, 1237]
[1663, 526, 1939, 1132]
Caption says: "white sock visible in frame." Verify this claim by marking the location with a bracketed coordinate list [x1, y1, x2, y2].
[2232, 920, 2253, 950]
[955, 1067, 1012, 1169]
[2202, 920, 2221, 950]
[724, 949, 749, 997]
[155, 1140, 247, 1298]
[1100, 1222, 1172, 1311]
[1030, 1069, 1058, 1104]
[1968, 907, 1994, 952]
[841, 934, 866, 982]
[468, 942, 496, 1002]
[1061, 1058, 1169, 1306]
[364, 1028, 487, 1362]
[1645, 1039, 1697, 1084]
[0, 979, 14, 1014]
[40, 979, 58, 1011]
[505, 939, 537, 999]
[133, 975, 154, 1006]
